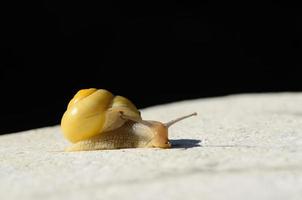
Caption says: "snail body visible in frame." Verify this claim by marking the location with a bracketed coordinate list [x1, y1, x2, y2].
[61, 88, 197, 151]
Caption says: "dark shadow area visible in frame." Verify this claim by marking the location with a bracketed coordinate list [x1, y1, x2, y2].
[170, 139, 201, 149]
[1, 2, 302, 134]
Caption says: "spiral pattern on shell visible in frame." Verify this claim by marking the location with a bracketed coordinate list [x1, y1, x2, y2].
[61, 88, 141, 143]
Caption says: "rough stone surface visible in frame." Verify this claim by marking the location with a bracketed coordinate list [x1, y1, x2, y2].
[1, 93, 302, 200]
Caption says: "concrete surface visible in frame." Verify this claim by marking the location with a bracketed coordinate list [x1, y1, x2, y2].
[1, 93, 302, 200]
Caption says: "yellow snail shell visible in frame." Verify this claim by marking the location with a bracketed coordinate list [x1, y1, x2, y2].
[61, 88, 197, 151]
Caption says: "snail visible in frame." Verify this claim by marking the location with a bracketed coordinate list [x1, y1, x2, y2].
[61, 88, 197, 151]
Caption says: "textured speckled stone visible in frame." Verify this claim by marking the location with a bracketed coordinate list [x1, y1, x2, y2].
[1, 93, 302, 200]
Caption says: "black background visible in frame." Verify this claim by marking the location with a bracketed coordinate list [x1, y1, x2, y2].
[1, 2, 302, 134]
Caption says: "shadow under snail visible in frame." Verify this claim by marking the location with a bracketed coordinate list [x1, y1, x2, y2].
[61, 88, 197, 151]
